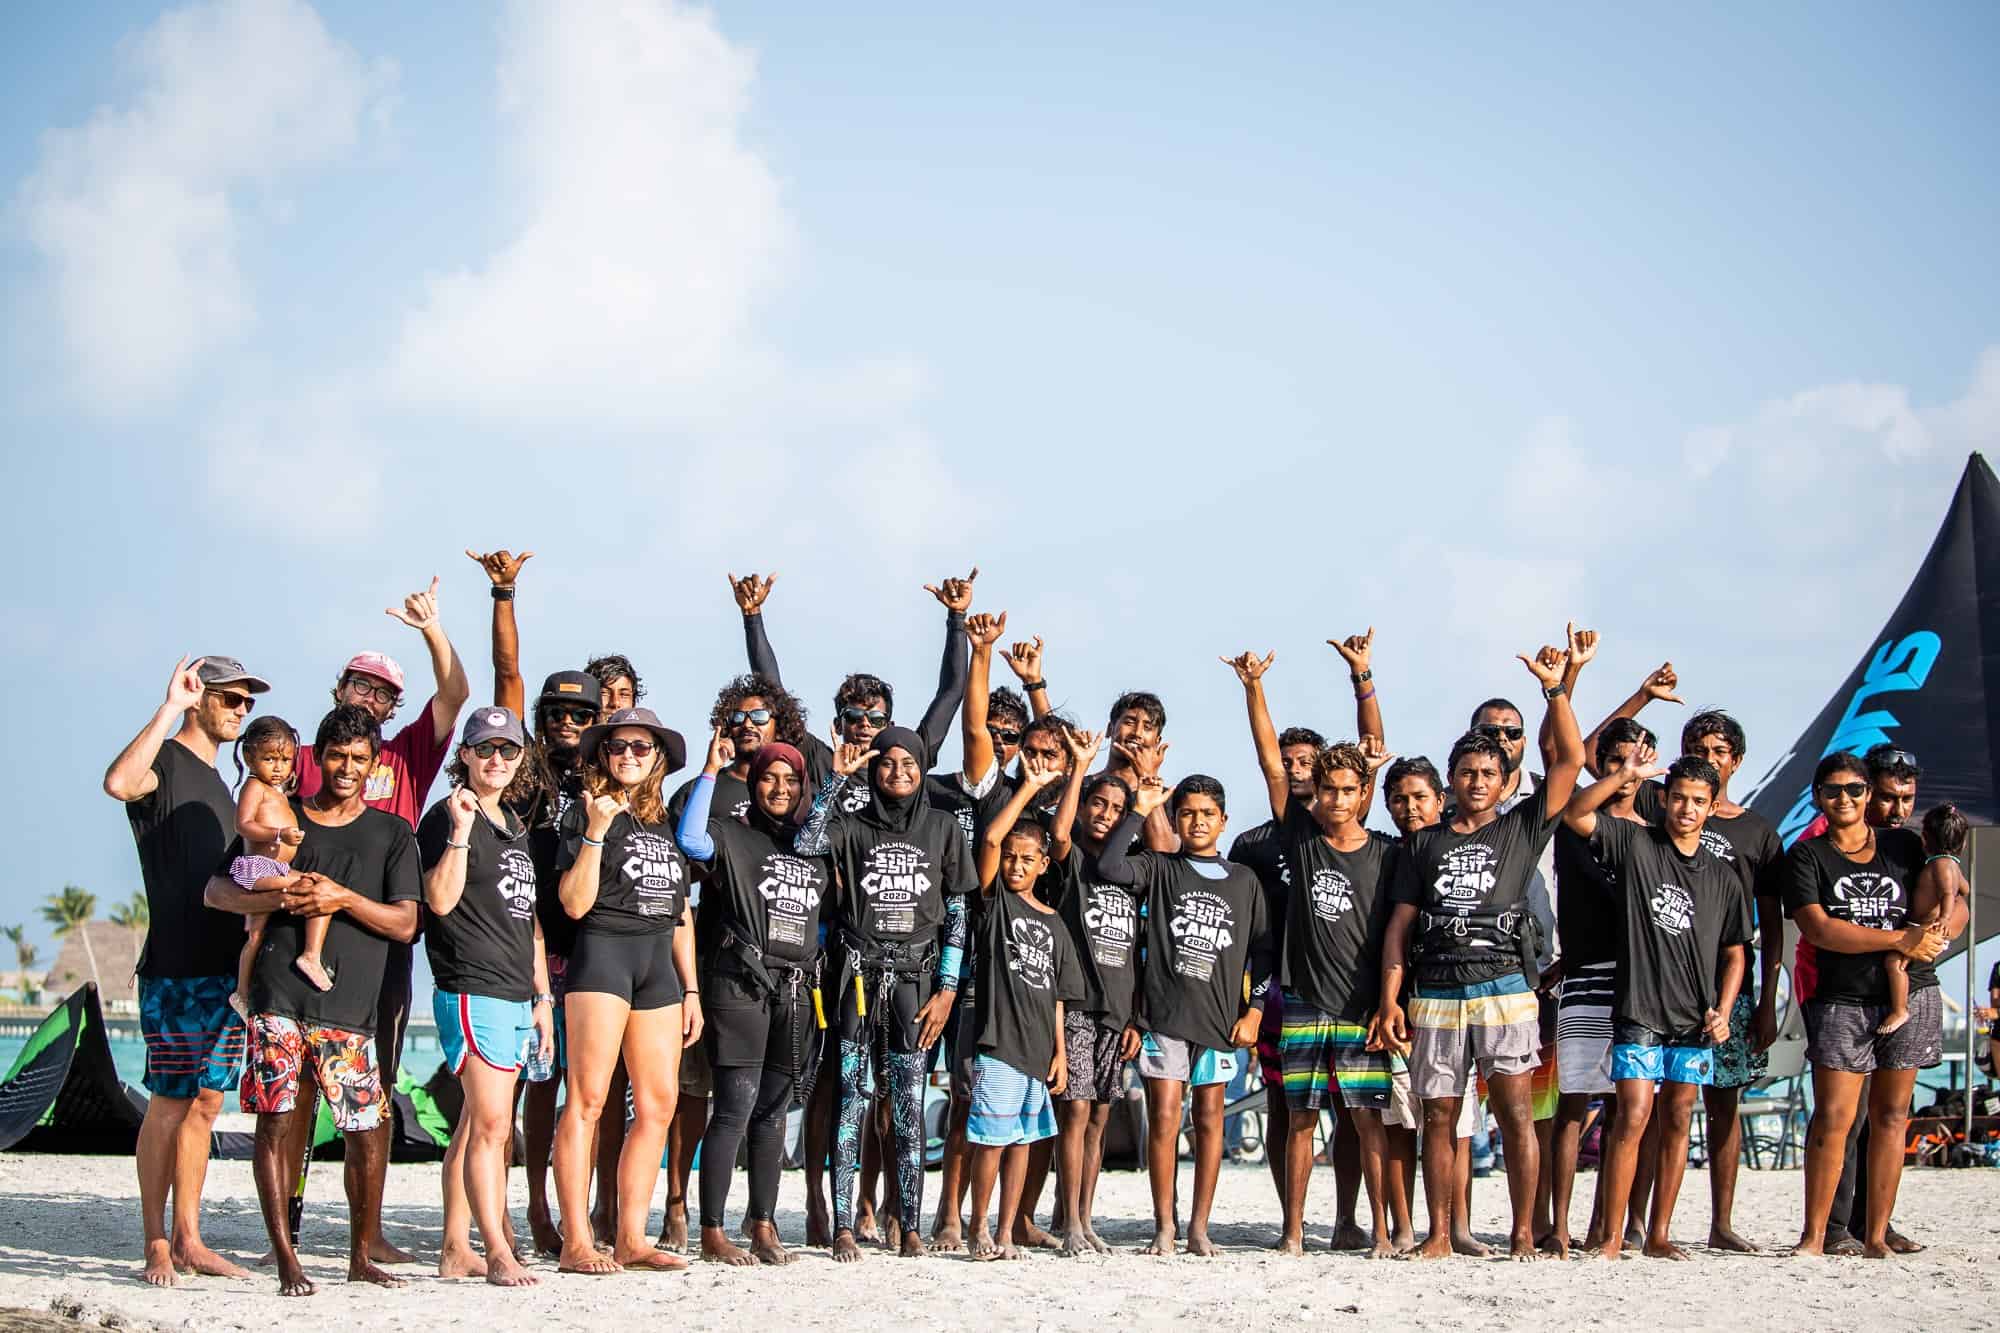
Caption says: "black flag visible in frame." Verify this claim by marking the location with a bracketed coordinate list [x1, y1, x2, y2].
[1742, 452, 1998, 948]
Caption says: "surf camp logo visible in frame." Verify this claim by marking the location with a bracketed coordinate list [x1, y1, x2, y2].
[1648, 882, 1696, 936]
[1169, 888, 1236, 981]
[1831, 871, 1903, 927]
[1698, 828, 1737, 863]
[1082, 884, 1137, 970]
[756, 853, 823, 947]
[1753, 631, 1941, 847]
[1432, 843, 1498, 911]
[860, 841, 931, 905]
[621, 830, 684, 916]
[1005, 917, 1058, 990]
[840, 781, 873, 814]
[1308, 868, 1356, 923]
[496, 847, 536, 921]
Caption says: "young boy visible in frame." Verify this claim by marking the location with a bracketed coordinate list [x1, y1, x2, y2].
[1562, 755, 1751, 1260]
[965, 765, 1085, 1261]
[1096, 774, 1275, 1257]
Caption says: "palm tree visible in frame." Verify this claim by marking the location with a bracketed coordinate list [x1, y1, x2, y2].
[41, 886, 100, 993]
[2, 925, 38, 1003]
[110, 891, 150, 930]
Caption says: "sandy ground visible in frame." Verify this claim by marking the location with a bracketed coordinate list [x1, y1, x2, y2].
[1, 1152, 1995, 1331]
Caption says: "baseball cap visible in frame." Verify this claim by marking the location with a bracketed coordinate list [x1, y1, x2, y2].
[461, 705, 527, 749]
[196, 656, 271, 694]
[537, 670, 603, 713]
[342, 652, 406, 693]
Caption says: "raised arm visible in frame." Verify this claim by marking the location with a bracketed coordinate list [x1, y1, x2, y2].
[1222, 650, 1285, 821]
[467, 548, 534, 716]
[559, 793, 626, 919]
[1579, 661, 1681, 778]
[1000, 635, 1052, 721]
[1521, 629, 1586, 813]
[914, 568, 975, 761]
[1094, 781, 1168, 886]
[1561, 760, 1662, 839]
[103, 657, 205, 802]
[1329, 628, 1382, 745]
[675, 729, 733, 863]
[975, 759, 1064, 891]
[794, 740, 876, 856]
[384, 575, 470, 747]
[1542, 625, 1595, 771]
[1048, 728, 1103, 865]
[960, 611, 1008, 786]
[729, 572, 783, 683]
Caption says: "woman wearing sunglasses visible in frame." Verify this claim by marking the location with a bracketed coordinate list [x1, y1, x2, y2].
[1782, 751, 1947, 1257]
[418, 707, 552, 1287]
[552, 707, 694, 1274]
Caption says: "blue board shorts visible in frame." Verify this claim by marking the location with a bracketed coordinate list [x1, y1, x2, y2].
[139, 975, 244, 1099]
[1136, 1031, 1238, 1087]
[1610, 1021, 1713, 1087]
[434, 987, 533, 1075]
[966, 1054, 1056, 1146]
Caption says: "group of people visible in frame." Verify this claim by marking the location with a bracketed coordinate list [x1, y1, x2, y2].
[102, 551, 1972, 1295]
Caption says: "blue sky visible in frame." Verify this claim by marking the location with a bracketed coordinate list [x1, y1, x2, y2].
[3, 2, 1995, 997]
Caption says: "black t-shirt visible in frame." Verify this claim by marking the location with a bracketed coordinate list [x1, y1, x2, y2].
[670, 769, 753, 828]
[692, 815, 828, 966]
[417, 799, 537, 1001]
[1553, 823, 1619, 969]
[974, 886, 1086, 1078]
[1228, 817, 1290, 966]
[1782, 827, 1924, 1006]
[823, 808, 974, 947]
[1694, 807, 1784, 1005]
[517, 768, 584, 958]
[126, 739, 244, 978]
[557, 802, 689, 936]
[1591, 816, 1753, 1035]
[1116, 822, 1274, 1051]
[1276, 801, 1399, 1022]
[1054, 844, 1142, 1029]
[242, 801, 420, 1034]
[1392, 787, 1557, 986]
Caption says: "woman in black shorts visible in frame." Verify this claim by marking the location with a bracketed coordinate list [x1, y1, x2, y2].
[552, 707, 695, 1274]
[676, 731, 828, 1266]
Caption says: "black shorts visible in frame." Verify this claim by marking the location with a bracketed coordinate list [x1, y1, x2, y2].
[567, 930, 683, 1010]
[702, 966, 821, 1076]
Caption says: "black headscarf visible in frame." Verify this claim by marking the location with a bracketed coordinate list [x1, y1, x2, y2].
[858, 725, 929, 835]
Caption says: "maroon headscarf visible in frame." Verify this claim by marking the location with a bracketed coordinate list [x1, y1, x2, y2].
[746, 742, 809, 829]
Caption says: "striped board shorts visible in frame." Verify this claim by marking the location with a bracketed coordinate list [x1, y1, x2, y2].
[1409, 973, 1541, 1101]
[1555, 962, 1615, 1097]
[966, 1054, 1057, 1146]
[1276, 994, 1393, 1114]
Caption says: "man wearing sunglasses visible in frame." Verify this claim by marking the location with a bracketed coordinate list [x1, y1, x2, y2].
[105, 654, 270, 1286]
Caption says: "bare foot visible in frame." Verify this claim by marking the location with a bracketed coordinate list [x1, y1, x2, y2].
[487, 1256, 538, 1287]
[832, 1231, 863, 1264]
[1451, 1230, 1492, 1258]
[557, 1244, 621, 1275]
[1013, 1218, 1059, 1250]
[897, 1230, 927, 1259]
[170, 1239, 249, 1279]
[1862, 1240, 1894, 1260]
[701, 1227, 756, 1267]
[996, 1243, 1023, 1261]
[367, 1237, 419, 1266]
[616, 1245, 690, 1272]
[437, 1244, 488, 1279]
[970, 1230, 998, 1259]
[1330, 1220, 1370, 1251]
[930, 1218, 965, 1254]
[1644, 1240, 1690, 1261]
[348, 1259, 408, 1288]
[1059, 1228, 1092, 1258]
[1827, 1234, 1864, 1257]
[141, 1239, 177, 1287]
[1274, 1233, 1305, 1257]
[747, 1221, 793, 1266]
[1084, 1227, 1111, 1255]
[1366, 1236, 1397, 1260]
[855, 1202, 881, 1246]
[1539, 1231, 1570, 1259]
[1407, 1233, 1455, 1261]
[1708, 1226, 1758, 1253]
[276, 1256, 314, 1297]
[881, 1212, 903, 1253]
[658, 1200, 689, 1253]
[294, 955, 335, 993]
[1390, 1228, 1417, 1256]
[1140, 1226, 1176, 1256]
[806, 1199, 833, 1249]
[1509, 1235, 1546, 1262]
[1875, 1010, 1909, 1036]
[1185, 1228, 1219, 1258]
[1595, 1241, 1628, 1262]
[1886, 1228, 1924, 1255]
[528, 1209, 563, 1259]
[1787, 1234, 1826, 1258]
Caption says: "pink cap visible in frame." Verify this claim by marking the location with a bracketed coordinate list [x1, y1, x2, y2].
[342, 652, 405, 692]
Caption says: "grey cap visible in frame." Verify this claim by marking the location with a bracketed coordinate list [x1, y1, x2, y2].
[196, 655, 271, 694]
[460, 705, 527, 749]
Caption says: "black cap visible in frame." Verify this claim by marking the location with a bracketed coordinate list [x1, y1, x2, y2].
[196, 656, 271, 694]
[537, 671, 603, 714]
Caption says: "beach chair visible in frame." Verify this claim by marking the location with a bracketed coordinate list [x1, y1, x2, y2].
[1737, 998, 1809, 1170]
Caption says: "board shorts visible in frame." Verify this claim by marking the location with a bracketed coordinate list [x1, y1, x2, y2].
[1255, 986, 1285, 1085]
[1408, 973, 1541, 1101]
[1804, 987, 1944, 1074]
[1276, 995, 1392, 1114]
[1531, 992, 1560, 1119]
[434, 988, 532, 1075]
[966, 1054, 1056, 1146]
[1059, 1010, 1126, 1104]
[1610, 1021, 1713, 1086]
[240, 1012, 384, 1131]
[567, 930, 684, 1010]
[1709, 991, 1769, 1090]
[138, 975, 244, 1099]
[1136, 1031, 1237, 1087]
[1555, 962, 1615, 1096]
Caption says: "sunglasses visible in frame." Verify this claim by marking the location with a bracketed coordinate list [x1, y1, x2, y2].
[543, 705, 596, 726]
[601, 738, 656, 758]
[470, 741, 523, 760]
[730, 708, 774, 727]
[988, 726, 1023, 746]
[207, 689, 256, 713]
[1818, 781, 1869, 800]
[839, 707, 889, 727]
[341, 676, 400, 704]
[1877, 748, 1918, 769]
[1477, 724, 1524, 742]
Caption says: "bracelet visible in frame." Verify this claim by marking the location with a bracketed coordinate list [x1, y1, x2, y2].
[1355, 686, 1376, 702]
[1351, 668, 1372, 685]
[1022, 679, 1047, 692]
[1925, 853, 1962, 867]
[581, 834, 605, 847]
[445, 840, 471, 850]
[683, 987, 699, 996]
[1543, 682, 1566, 699]
[490, 585, 516, 601]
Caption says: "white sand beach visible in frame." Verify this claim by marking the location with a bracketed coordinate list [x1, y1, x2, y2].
[1, 1153, 1995, 1331]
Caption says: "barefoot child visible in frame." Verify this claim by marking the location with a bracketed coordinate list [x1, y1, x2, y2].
[228, 717, 331, 1021]
[1881, 803, 1970, 1035]
[964, 761, 1084, 1261]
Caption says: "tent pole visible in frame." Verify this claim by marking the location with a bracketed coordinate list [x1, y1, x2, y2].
[1965, 829, 1979, 1150]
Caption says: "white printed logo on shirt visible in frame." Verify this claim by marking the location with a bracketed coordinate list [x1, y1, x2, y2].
[1307, 868, 1355, 923]
[496, 847, 536, 921]
[1006, 917, 1058, 991]
[1168, 888, 1236, 982]
[1831, 871, 1903, 928]
[620, 830, 684, 916]
[1648, 882, 1696, 936]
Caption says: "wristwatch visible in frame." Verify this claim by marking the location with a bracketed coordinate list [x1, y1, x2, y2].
[1543, 682, 1566, 700]
[532, 992, 555, 1008]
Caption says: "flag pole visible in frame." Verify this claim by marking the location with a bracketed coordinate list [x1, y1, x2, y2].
[1965, 828, 1980, 1150]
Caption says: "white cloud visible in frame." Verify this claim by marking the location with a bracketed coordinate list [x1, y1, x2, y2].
[389, 0, 790, 423]
[13, 0, 393, 412]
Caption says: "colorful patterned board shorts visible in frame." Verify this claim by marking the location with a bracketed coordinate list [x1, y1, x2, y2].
[1276, 994, 1393, 1114]
[1058, 1010, 1126, 1104]
[139, 975, 244, 1099]
[1409, 974, 1540, 1101]
[240, 1012, 385, 1131]
[1709, 991, 1769, 1090]
[1255, 986, 1285, 1084]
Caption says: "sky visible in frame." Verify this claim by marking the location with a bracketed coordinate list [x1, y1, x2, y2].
[2, 2, 1996, 999]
